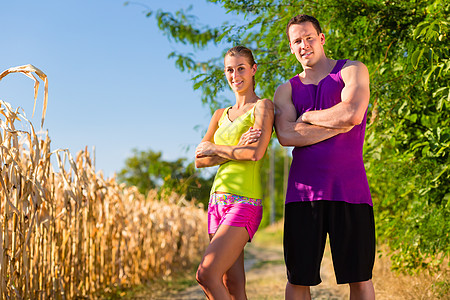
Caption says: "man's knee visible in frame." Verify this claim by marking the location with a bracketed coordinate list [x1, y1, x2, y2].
[286, 282, 311, 300]
[349, 280, 375, 300]
[349, 280, 372, 290]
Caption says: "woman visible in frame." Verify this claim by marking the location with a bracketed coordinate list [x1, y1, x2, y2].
[195, 46, 274, 299]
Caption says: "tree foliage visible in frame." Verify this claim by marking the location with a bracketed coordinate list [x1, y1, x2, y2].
[118, 149, 213, 206]
[143, 0, 449, 272]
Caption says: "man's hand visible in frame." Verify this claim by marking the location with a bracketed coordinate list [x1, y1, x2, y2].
[237, 127, 262, 145]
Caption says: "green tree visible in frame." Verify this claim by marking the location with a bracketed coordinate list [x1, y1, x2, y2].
[118, 148, 213, 206]
[142, 0, 449, 272]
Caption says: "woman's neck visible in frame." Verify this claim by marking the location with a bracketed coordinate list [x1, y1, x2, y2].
[234, 92, 258, 109]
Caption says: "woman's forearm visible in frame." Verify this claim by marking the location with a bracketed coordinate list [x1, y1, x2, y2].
[195, 155, 229, 168]
[213, 144, 265, 162]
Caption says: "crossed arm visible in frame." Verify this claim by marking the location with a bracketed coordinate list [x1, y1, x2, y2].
[274, 60, 370, 147]
[195, 99, 274, 168]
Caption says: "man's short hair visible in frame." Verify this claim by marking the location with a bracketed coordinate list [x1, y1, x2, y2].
[286, 15, 322, 41]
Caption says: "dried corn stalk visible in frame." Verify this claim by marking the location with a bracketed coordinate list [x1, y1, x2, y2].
[0, 66, 209, 298]
[0, 64, 48, 127]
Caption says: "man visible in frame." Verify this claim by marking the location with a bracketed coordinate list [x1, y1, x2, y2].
[274, 15, 375, 299]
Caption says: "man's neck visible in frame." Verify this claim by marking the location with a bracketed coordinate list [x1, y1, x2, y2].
[300, 57, 336, 85]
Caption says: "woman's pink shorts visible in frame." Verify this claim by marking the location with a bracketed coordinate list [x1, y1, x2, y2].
[208, 193, 263, 242]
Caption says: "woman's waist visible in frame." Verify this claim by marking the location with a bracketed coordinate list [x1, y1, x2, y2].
[217, 159, 263, 171]
[209, 193, 262, 206]
[215, 162, 262, 184]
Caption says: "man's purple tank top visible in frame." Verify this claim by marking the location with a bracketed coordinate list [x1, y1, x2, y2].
[286, 59, 372, 206]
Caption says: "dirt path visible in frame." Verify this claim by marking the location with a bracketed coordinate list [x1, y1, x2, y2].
[129, 223, 447, 299]
[152, 239, 348, 300]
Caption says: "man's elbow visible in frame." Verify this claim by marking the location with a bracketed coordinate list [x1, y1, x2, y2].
[347, 114, 364, 126]
[344, 101, 368, 126]
[278, 138, 292, 147]
[277, 135, 294, 147]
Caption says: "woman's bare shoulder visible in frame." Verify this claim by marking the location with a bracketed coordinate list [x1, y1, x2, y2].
[256, 98, 274, 110]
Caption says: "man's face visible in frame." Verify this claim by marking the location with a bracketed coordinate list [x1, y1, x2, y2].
[288, 22, 325, 67]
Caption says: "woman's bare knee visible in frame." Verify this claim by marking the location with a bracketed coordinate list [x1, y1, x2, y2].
[196, 265, 211, 286]
[196, 264, 222, 289]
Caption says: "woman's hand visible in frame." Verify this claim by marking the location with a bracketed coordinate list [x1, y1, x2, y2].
[195, 141, 217, 158]
[237, 127, 262, 145]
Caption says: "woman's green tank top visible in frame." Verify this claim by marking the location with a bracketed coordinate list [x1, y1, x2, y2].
[210, 102, 265, 199]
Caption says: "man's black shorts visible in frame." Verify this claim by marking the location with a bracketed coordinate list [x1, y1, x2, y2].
[283, 200, 375, 286]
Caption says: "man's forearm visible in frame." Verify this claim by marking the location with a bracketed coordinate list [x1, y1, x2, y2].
[301, 102, 362, 129]
[277, 120, 350, 147]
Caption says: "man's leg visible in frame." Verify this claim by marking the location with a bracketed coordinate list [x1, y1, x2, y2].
[284, 202, 327, 298]
[328, 202, 376, 299]
[285, 282, 311, 300]
[349, 280, 375, 300]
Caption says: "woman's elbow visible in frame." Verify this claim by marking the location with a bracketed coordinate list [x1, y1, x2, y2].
[195, 158, 204, 168]
[250, 150, 266, 161]
[250, 154, 261, 161]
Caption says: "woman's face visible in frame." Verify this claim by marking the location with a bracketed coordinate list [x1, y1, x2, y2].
[224, 54, 257, 93]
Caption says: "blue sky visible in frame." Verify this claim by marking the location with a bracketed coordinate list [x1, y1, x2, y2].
[0, 0, 240, 177]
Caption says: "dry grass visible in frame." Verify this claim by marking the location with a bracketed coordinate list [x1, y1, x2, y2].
[373, 247, 449, 300]
[0, 66, 209, 298]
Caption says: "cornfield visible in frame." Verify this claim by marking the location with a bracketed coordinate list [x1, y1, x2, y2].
[0, 65, 209, 298]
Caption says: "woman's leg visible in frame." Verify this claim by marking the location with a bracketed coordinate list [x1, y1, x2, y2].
[223, 250, 246, 300]
[196, 225, 249, 300]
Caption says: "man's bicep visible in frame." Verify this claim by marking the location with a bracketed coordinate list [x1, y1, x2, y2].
[341, 61, 370, 115]
[274, 83, 297, 126]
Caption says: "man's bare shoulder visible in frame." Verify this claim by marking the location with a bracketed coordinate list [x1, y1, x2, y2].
[274, 81, 292, 102]
[342, 60, 368, 71]
[341, 60, 369, 80]
[277, 80, 292, 89]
